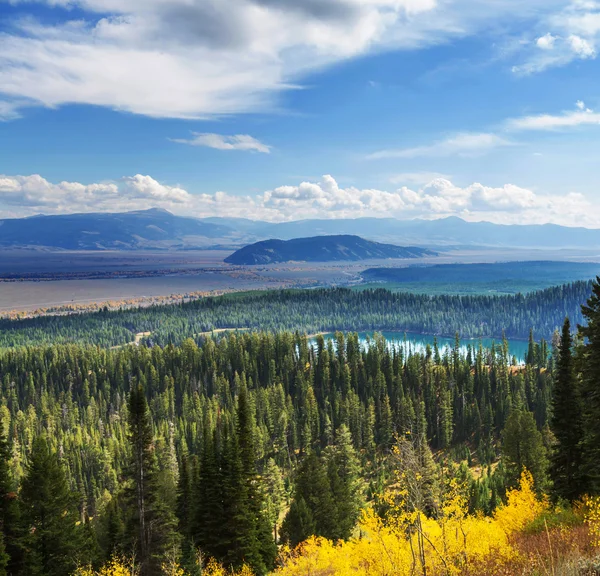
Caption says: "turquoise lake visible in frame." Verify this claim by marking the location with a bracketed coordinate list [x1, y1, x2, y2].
[315, 331, 531, 363]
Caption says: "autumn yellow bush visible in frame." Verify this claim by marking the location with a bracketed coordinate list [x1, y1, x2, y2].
[73, 556, 139, 576]
[273, 471, 547, 576]
[74, 556, 254, 576]
[582, 495, 600, 548]
[73, 474, 550, 576]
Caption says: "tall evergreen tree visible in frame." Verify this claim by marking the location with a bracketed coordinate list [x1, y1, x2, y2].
[126, 383, 178, 576]
[19, 437, 81, 576]
[324, 425, 363, 541]
[501, 409, 548, 491]
[232, 384, 276, 574]
[262, 458, 286, 543]
[550, 318, 584, 501]
[579, 278, 600, 493]
[0, 420, 13, 576]
[194, 426, 226, 562]
[281, 452, 337, 547]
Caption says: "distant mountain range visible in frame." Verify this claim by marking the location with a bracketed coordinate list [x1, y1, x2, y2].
[2, 208, 600, 250]
[0, 208, 233, 250]
[224, 235, 436, 265]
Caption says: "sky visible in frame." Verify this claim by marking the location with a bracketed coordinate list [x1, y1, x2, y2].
[1, 0, 600, 226]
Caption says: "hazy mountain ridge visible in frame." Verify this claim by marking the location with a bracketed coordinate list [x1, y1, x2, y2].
[0, 208, 233, 250]
[224, 235, 436, 264]
[3, 208, 600, 250]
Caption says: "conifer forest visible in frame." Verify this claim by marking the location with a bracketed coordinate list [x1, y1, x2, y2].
[0, 283, 600, 575]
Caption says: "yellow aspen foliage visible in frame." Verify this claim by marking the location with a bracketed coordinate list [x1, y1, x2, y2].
[494, 470, 547, 534]
[73, 556, 139, 576]
[274, 470, 547, 576]
[582, 495, 600, 548]
[202, 558, 227, 576]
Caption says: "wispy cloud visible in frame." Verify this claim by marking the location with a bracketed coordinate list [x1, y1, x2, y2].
[367, 133, 513, 159]
[512, 1, 599, 74]
[0, 0, 569, 120]
[507, 101, 600, 130]
[389, 172, 451, 185]
[170, 133, 272, 153]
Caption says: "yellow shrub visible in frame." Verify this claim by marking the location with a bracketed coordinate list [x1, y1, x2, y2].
[494, 471, 547, 535]
[582, 495, 600, 548]
[274, 470, 546, 576]
[73, 556, 138, 576]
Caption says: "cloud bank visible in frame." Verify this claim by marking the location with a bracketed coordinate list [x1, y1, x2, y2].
[1, 172, 596, 227]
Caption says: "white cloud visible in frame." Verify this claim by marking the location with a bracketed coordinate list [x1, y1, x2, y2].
[0, 0, 570, 119]
[257, 175, 599, 226]
[389, 172, 451, 184]
[0, 101, 21, 121]
[513, 0, 600, 74]
[170, 133, 271, 153]
[568, 33, 596, 55]
[507, 101, 600, 130]
[0, 174, 191, 215]
[536, 33, 558, 49]
[2, 172, 599, 227]
[367, 133, 513, 159]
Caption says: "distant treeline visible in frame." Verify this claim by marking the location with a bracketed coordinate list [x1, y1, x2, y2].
[0, 281, 592, 348]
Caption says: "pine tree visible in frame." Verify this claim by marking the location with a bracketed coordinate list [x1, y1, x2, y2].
[102, 497, 125, 560]
[324, 425, 363, 540]
[19, 436, 81, 576]
[281, 452, 337, 546]
[501, 409, 548, 492]
[280, 497, 315, 548]
[232, 384, 276, 574]
[194, 426, 226, 562]
[262, 458, 286, 543]
[0, 418, 21, 576]
[579, 278, 600, 493]
[550, 318, 584, 502]
[126, 383, 179, 576]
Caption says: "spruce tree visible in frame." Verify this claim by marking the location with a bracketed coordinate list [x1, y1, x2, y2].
[19, 437, 81, 576]
[324, 425, 363, 541]
[0, 419, 22, 576]
[232, 384, 276, 574]
[194, 426, 226, 562]
[0, 420, 14, 576]
[501, 409, 548, 491]
[281, 452, 337, 546]
[126, 383, 178, 576]
[579, 278, 600, 493]
[262, 458, 286, 543]
[550, 318, 584, 502]
[280, 497, 315, 548]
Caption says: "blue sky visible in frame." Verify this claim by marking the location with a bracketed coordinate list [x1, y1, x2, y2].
[1, 0, 600, 225]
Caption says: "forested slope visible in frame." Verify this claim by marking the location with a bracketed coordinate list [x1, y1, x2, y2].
[1, 282, 600, 575]
[0, 330, 554, 574]
[0, 281, 592, 347]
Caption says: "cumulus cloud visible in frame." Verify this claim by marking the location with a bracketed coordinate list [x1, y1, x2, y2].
[0, 0, 570, 119]
[536, 33, 558, 49]
[367, 133, 513, 159]
[1, 173, 598, 227]
[513, 0, 599, 74]
[258, 175, 598, 226]
[170, 133, 271, 153]
[0, 174, 191, 215]
[507, 101, 600, 130]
